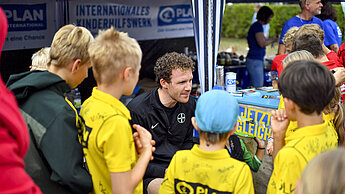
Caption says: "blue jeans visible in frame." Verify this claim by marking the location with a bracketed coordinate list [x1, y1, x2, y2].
[246, 58, 264, 88]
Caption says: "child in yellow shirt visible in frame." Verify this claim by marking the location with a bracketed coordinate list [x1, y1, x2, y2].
[159, 90, 254, 194]
[267, 60, 338, 194]
[80, 27, 154, 194]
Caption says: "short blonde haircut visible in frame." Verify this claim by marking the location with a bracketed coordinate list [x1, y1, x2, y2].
[31, 47, 50, 71]
[282, 50, 314, 69]
[49, 24, 93, 68]
[282, 27, 299, 52]
[88, 27, 142, 85]
[295, 24, 325, 42]
[296, 148, 345, 194]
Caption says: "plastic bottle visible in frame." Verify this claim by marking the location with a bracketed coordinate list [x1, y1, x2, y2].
[73, 88, 82, 111]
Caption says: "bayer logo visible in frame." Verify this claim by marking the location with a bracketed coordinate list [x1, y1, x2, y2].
[227, 79, 236, 85]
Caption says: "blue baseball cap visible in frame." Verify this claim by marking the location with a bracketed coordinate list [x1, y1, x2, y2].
[195, 90, 239, 133]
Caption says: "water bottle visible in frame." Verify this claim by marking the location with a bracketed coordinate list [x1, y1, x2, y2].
[73, 88, 82, 111]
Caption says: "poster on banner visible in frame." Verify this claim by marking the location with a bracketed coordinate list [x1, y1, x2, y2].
[68, 0, 194, 40]
[235, 106, 272, 140]
[0, 0, 56, 51]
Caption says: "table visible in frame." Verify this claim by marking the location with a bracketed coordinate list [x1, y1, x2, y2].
[233, 89, 280, 194]
[234, 89, 280, 140]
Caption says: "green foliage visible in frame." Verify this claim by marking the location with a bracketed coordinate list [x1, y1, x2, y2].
[334, 5, 345, 42]
[222, 4, 255, 39]
[222, 3, 345, 42]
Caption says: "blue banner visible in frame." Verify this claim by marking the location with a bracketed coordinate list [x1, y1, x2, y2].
[2, 4, 47, 32]
[158, 5, 193, 26]
[236, 106, 272, 140]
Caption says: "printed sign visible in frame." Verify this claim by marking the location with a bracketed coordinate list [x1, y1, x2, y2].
[0, 0, 55, 51]
[235, 106, 272, 140]
[68, 0, 194, 40]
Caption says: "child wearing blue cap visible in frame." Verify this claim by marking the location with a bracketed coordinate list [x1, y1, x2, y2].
[159, 90, 254, 194]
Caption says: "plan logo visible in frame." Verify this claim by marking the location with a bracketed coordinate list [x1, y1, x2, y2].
[3, 4, 47, 31]
[158, 5, 193, 26]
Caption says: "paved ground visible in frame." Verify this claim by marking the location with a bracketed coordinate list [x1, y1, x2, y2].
[240, 137, 273, 194]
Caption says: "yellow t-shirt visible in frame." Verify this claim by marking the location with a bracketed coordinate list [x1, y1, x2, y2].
[278, 96, 338, 141]
[267, 122, 337, 194]
[159, 145, 254, 194]
[80, 87, 142, 194]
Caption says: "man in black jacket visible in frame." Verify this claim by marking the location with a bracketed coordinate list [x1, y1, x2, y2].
[127, 52, 196, 194]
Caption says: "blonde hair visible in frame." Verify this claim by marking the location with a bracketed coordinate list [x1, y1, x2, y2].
[296, 148, 345, 194]
[295, 24, 325, 42]
[282, 50, 314, 69]
[31, 47, 50, 71]
[49, 24, 93, 68]
[323, 87, 345, 145]
[88, 27, 142, 85]
[282, 27, 299, 53]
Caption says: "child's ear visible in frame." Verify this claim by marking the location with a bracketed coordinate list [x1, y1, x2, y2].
[284, 97, 295, 111]
[191, 117, 199, 131]
[71, 59, 82, 73]
[123, 66, 133, 81]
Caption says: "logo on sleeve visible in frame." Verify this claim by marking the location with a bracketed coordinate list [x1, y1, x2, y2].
[177, 113, 186, 123]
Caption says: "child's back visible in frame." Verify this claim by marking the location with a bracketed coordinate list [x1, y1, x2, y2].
[267, 60, 338, 194]
[159, 90, 254, 194]
[81, 27, 153, 194]
[80, 89, 141, 193]
[161, 146, 252, 193]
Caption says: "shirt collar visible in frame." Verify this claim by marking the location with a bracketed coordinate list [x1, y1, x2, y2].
[191, 144, 230, 159]
[285, 121, 328, 142]
[91, 87, 131, 120]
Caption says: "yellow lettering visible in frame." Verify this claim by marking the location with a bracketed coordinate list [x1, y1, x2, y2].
[196, 186, 204, 194]
[248, 123, 254, 136]
[240, 107, 247, 118]
[254, 110, 258, 123]
[236, 120, 243, 133]
[257, 124, 264, 139]
[264, 126, 272, 140]
[247, 108, 253, 120]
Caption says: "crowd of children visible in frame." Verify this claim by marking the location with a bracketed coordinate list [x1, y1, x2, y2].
[2, 1, 345, 194]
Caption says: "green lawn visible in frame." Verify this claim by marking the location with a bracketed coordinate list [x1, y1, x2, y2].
[219, 37, 278, 58]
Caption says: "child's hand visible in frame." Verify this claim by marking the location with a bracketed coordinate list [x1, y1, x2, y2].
[255, 137, 266, 149]
[266, 141, 273, 156]
[133, 124, 155, 160]
[332, 67, 345, 86]
[270, 109, 289, 141]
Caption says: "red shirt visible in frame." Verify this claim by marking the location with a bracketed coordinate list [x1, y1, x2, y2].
[323, 60, 338, 70]
[271, 54, 287, 77]
[0, 8, 41, 194]
[337, 42, 345, 67]
[327, 50, 342, 67]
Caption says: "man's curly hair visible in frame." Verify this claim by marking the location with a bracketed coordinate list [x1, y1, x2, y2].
[154, 52, 195, 87]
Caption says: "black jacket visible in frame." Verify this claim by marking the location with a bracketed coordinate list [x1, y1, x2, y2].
[7, 71, 92, 194]
[127, 88, 196, 178]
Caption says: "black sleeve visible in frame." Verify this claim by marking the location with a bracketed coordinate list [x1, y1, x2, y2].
[180, 99, 196, 150]
[40, 109, 92, 194]
[128, 104, 167, 178]
[144, 163, 166, 178]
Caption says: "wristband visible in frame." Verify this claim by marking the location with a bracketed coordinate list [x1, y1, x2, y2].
[268, 137, 274, 143]
[257, 147, 265, 150]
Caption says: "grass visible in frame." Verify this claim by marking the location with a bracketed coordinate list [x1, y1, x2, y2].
[219, 37, 278, 58]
